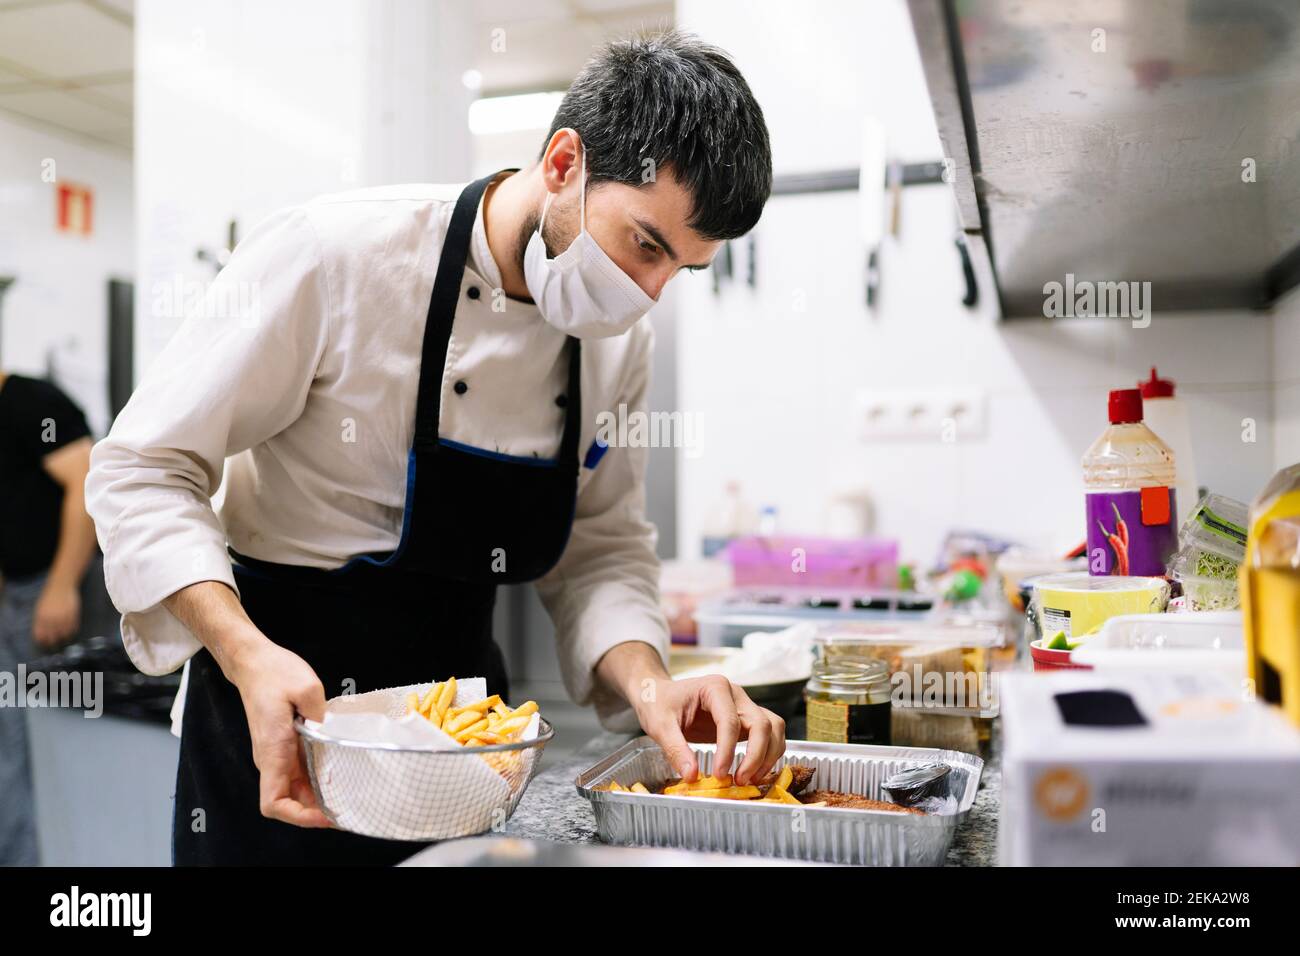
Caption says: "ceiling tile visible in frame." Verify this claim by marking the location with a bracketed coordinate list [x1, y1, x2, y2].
[92, 0, 134, 20]
[0, 2, 132, 79]
[89, 123, 131, 149]
[0, 86, 126, 131]
[0, 64, 41, 88]
[78, 77, 130, 109]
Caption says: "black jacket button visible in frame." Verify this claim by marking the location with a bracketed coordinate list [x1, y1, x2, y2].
[466, 286, 480, 300]
[555, 394, 568, 408]
[454, 380, 468, 395]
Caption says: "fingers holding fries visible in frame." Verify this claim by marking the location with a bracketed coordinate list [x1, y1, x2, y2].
[732, 684, 786, 787]
[635, 676, 786, 787]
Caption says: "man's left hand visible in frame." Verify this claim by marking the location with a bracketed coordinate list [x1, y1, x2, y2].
[633, 675, 786, 786]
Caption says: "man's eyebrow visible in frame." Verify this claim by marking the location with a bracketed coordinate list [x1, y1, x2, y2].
[633, 217, 678, 260]
[633, 217, 713, 270]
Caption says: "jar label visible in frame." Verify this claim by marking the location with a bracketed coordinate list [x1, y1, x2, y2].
[806, 698, 850, 743]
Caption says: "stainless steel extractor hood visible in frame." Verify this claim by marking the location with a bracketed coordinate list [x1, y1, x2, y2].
[908, 0, 1300, 318]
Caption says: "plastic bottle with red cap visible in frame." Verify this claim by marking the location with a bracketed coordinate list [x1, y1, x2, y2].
[1137, 366, 1198, 529]
[1082, 385, 1179, 577]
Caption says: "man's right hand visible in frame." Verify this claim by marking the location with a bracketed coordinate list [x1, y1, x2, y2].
[227, 637, 333, 829]
[163, 580, 332, 829]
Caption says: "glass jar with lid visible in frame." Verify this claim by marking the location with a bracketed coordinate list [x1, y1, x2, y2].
[803, 657, 892, 745]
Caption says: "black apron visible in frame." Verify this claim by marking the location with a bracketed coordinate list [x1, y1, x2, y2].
[174, 174, 582, 866]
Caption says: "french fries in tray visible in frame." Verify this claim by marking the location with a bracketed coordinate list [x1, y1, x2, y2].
[599, 764, 925, 815]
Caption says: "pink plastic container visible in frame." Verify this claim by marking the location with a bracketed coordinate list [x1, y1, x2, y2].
[724, 536, 898, 590]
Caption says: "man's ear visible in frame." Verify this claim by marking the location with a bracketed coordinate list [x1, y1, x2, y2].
[540, 128, 582, 195]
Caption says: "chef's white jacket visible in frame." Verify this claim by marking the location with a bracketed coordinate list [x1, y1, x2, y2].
[85, 182, 669, 730]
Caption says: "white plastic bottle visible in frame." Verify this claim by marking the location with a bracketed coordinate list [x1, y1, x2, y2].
[1082, 388, 1179, 577]
[701, 481, 758, 557]
[1137, 367, 1198, 530]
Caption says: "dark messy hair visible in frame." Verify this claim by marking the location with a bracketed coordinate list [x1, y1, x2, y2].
[541, 30, 772, 241]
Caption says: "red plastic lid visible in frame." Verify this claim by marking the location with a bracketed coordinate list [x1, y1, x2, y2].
[1138, 366, 1175, 399]
[1108, 388, 1143, 424]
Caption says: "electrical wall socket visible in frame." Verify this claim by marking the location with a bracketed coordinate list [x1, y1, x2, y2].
[856, 388, 988, 442]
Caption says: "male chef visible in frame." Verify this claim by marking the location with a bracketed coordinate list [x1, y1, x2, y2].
[86, 30, 779, 864]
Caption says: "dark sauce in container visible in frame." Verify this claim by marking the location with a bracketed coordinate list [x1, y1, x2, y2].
[803, 658, 892, 745]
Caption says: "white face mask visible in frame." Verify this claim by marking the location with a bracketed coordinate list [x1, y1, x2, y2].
[523, 149, 655, 339]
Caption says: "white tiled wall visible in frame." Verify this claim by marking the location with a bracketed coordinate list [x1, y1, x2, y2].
[674, 0, 1281, 564]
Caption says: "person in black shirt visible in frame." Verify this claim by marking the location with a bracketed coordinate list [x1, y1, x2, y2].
[0, 371, 98, 866]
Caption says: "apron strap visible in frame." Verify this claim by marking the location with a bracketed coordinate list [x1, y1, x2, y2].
[413, 173, 496, 451]
[413, 172, 583, 473]
[559, 337, 581, 469]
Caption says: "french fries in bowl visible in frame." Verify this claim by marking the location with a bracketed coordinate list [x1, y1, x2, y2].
[294, 675, 553, 841]
[403, 677, 540, 748]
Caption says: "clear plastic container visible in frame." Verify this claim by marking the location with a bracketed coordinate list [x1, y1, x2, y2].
[692, 590, 935, 647]
[889, 704, 996, 758]
[812, 619, 1008, 715]
[1180, 493, 1248, 559]
[1168, 544, 1242, 611]
[1070, 611, 1244, 678]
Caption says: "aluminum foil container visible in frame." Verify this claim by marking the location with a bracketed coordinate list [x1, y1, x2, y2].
[575, 737, 982, 866]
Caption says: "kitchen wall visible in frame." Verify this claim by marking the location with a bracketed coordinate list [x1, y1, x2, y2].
[135, 0, 473, 374]
[0, 111, 133, 435]
[674, 0, 1283, 565]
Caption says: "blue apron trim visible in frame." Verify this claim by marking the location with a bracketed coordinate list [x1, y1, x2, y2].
[437, 437, 559, 469]
[331, 449, 419, 572]
[583, 438, 608, 470]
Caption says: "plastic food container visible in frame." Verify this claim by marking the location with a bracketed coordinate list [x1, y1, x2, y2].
[1069, 611, 1244, 678]
[889, 703, 996, 758]
[812, 618, 1007, 714]
[1168, 545, 1243, 611]
[693, 590, 935, 647]
[725, 536, 898, 590]
[1029, 572, 1169, 644]
[1179, 493, 1248, 560]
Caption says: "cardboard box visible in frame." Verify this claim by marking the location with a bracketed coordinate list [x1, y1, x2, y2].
[999, 670, 1300, 865]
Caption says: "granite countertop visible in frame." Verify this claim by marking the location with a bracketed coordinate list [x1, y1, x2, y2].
[503, 729, 1001, 866]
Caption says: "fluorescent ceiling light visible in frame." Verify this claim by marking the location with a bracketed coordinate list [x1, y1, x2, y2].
[468, 91, 564, 135]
